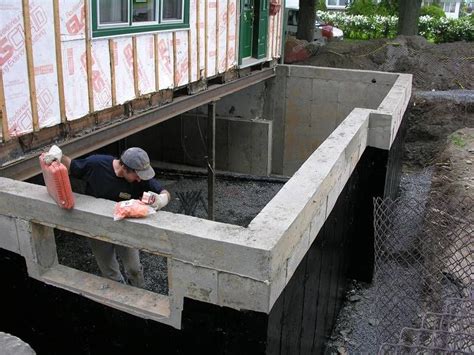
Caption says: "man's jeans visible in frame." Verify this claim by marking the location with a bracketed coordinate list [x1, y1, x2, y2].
[89, 238, 145, 288]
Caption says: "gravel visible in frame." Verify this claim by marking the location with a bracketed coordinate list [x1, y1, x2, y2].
[56, 174, 284, 295]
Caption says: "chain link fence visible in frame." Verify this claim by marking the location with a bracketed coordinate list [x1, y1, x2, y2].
[371, 193, 473, 353]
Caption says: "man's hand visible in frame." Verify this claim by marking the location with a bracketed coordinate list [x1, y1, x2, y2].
[142, 191, 170, 210]
[44, 145, 63, 165]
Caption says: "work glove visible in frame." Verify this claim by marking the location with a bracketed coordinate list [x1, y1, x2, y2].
[141, 191, 169, 211]
[44, 145, 63, 165]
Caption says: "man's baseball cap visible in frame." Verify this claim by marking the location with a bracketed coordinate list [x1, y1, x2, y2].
[120, 147, 155, 180]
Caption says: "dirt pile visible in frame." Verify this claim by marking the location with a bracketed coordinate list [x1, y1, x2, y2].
[301, 36, 474, 91]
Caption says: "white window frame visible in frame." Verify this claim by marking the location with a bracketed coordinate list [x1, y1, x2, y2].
[97, 0, 131, 29]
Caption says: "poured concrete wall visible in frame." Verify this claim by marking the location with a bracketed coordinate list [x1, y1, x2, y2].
[0, 65, 412, 341]
[270, 65, 401, 175]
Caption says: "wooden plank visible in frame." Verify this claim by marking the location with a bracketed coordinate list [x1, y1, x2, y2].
[267, 287, 285, 355]
[52, 0, 66, 123]
[0, 70, 10, 142]
[132, 36, 139, 97]
[22, 0, 39, 132]
[84, 0, 94, 112]
[196, 0, 201, 80]
[154, 34, 160, 92]
[109, 39, 117, 106]
[204, 0, 208, 78]
[299, 236, 324, 353]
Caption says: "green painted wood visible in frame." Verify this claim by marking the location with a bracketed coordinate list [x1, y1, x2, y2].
[253, 0, 268, 59]
[239, 0, 254, 62]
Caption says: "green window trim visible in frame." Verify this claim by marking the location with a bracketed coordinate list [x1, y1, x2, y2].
[91, 0, 190, 39]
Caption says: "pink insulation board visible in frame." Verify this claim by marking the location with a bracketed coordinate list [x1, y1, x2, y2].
[0, 2, 32, 137]
[189, 0, 198, 82]
[91, 40, 112, 110]
[114, 37, 135, 104]
[174, 31, 189, 87]
[217, 0, 227, 73]
[227, 0, 237, 68]
[157, 33, 174, 90]
[59, 0, 85, 41]
[30, 0, 61, 129]
[62, 40, 89, 120]
[137, 35, 156, 95]
[206, 1, 217, 77]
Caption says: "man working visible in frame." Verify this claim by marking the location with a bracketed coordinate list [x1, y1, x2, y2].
[44, 146, 170, 288]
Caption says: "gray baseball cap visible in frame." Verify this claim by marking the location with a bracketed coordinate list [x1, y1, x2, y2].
[120, 147, 155, 180]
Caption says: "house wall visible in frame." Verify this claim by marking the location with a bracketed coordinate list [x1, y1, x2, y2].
[0, 0, 283, 140]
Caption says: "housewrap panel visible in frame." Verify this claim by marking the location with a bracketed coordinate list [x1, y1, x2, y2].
[227, 0, 237, 68]
[137, 35, 155, 95]
[0, 3, 33, 137]
[157, 33, 174, 90]
[30, 0, 61, 129]
[62, 40, 89, 120]
[198, 0, 205, 77]
[91, 40, 112, 111]
[114, 37, 135, 104]
[206, 1, 217, 77]
[174, 31, 189, 87]
[217, 0, 227, 73]
[189, 0, 198, 82]
[59, 0, 85, 42]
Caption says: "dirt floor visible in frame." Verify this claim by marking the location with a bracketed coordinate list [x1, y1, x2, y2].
[300, 36, 474, 352]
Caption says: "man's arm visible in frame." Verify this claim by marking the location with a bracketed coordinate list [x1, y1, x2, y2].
[62, 155, 72, 171]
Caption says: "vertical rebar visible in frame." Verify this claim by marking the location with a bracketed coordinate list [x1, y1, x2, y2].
[207, 101, 216, 220]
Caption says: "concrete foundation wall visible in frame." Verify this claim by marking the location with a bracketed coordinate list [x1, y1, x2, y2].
[270, 65, 402, 176]
[126, 114, 272, 176]
[0, 65, 412, 335]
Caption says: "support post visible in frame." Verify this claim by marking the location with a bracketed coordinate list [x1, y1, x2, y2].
[207, 101, 216, 220]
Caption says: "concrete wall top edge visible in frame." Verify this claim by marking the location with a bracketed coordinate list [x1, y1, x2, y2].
[281, 64, 399, 85]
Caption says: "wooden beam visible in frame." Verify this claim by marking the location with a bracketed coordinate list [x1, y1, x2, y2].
[0, 70, 10, 142]
[22, 0, 39, 132]
[109, 39, 117, 106]
[53, 0, 66, 123]
[84, 0, 94, 112]
[132, 36, 139, 97]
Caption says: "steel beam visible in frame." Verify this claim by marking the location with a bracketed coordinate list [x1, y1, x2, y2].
[0, 68, 275, 181]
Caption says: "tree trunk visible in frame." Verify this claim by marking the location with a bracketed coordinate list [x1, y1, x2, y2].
[296, 0, 316, 42]
[398, 0, 422, 35]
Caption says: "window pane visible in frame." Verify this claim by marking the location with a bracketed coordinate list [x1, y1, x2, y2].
[99, 0, 128, 25]
[162, 0, 183, 21]
[328, 0, 337, 5]
[133, 0, 156, 22]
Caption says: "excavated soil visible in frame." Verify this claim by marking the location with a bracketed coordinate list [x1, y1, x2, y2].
[301, 37, 474, 353]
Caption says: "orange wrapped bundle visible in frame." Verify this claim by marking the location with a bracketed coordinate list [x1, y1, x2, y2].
[113, 199, 155, 221]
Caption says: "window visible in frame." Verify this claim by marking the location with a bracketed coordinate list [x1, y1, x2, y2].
[92, 0, 189, 38]
[326, 0, 349, 7]
[441, 1, 456, 13]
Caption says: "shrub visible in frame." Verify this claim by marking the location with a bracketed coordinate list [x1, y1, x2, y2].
[316, 11, 473, 43]
[420, 5, 446, 19]
[346, 0, 378, 16]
